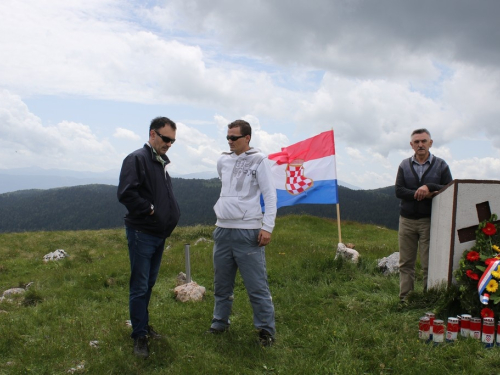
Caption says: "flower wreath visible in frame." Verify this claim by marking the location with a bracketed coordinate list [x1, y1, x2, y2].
[455, 214, 500, 319]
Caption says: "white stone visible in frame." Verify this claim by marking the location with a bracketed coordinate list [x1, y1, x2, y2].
[67, 363, 85, 374]
[89, 341, 99, 348]
[2, 288, 25, 297]
[378, 252, 400, 275]
[335, 243, 359, 263]
[174, 282, 206, 302]
[428, 180, 500, 288]
[43, 249, 68, 262]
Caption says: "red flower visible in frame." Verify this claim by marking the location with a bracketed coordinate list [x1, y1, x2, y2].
[466, 251, 480, 262]
[481, 307, 494, 318]
[486, 258, 497, 266]
[466, 270, 479, 280]
[482, 222, 497, 236]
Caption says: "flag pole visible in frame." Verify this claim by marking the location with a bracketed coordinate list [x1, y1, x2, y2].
[336, 203, 342, 244]
[331, 127, 342, 244]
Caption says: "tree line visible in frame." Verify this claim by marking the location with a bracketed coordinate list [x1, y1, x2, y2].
[0, 179, 399, 233]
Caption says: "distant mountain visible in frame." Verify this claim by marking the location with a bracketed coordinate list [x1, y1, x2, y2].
[338, 180, 361, 190]
[170, 171, 219, 179]
[0, 168, 119, 194]
[0, 168, 360, 193]
[1, 167, 119, 179]
[0, 180, 399, 233]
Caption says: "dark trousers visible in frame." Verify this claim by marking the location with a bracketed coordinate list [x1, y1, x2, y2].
[126, 227, 165, 338]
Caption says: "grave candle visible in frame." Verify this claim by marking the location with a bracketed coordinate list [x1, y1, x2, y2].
[419, 316, 430, 340]
[433, 320, 445, 343]
[470, 317, 482, 340]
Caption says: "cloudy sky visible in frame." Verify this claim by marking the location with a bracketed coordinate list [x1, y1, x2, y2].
[1, 0, 500, 189]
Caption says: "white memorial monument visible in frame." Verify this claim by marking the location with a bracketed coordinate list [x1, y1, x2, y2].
[428, 179, 500, 288]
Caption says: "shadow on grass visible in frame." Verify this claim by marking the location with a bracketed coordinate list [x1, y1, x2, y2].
[397, 283, 463, 317]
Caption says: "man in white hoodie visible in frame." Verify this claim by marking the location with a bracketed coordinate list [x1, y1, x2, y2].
[208, 119, 277, 346]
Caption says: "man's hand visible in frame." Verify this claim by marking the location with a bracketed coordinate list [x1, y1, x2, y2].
[258, 229, 272, 247]
[414, 185, 432, 201]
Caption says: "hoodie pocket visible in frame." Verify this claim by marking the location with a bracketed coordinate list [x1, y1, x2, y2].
[214, 197, 245, 220]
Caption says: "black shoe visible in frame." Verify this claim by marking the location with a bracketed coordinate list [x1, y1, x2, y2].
[205, 327, 228, 334]
[258, 329, 274, 347]
[133, 336, 149, 358]
[147, 325, 162, 339]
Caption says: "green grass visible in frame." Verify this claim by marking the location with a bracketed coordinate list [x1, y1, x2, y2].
[0, 215, 498, 374]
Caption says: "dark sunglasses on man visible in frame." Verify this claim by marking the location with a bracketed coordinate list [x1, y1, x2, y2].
[226, 135, 246, 141]
[155, 130, 176, 144]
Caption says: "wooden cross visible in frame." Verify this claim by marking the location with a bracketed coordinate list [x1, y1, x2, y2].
[457, 201, 500, 243]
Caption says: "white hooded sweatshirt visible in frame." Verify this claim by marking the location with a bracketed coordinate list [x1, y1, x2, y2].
[213, 148, 277, 233]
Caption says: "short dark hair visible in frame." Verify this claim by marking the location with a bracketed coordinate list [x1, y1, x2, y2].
[150, 116, 176, 131]
[411, 128, 431, 137]
[228, 120, 251, 137]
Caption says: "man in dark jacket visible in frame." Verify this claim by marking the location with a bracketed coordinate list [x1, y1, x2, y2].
[117, 116, 180, 358]
[395, 128, 452, 302]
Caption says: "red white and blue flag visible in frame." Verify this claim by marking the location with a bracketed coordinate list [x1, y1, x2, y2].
[267, 130, 338, 209]
[478, 259, 500, 302]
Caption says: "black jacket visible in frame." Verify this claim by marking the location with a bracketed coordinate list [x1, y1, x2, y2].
[395, 155, 452, 219]
[117, 144, 180, 238]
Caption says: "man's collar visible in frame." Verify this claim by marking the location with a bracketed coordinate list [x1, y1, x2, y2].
[222, 147, 259, 156]
[145, 143, 170, 164]
[411, 152, 433, 164]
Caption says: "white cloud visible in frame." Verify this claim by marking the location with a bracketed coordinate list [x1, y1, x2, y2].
[0, 0, 303, 126]
[114, 128, 140, 140]
[0, 89, 121, 171]
[164, 0, 500, 77]
[441, 64, 500, 148]
[345, 170, 395, 190]
[345, 147, 365, 161]
[295, 74, 463, 155]
[450, 157, 500, 181]
[431, 146, 453, 161]
[1, 0, 500, 190]
[167, 121, 223, 174]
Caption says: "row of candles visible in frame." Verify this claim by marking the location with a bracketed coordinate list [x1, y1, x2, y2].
[419, 312, 497, 347]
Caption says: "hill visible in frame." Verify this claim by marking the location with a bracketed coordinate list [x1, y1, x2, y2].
[0, 217, 481, 374]
[0, 180, 399, 233]
[0, 167, 360, 194]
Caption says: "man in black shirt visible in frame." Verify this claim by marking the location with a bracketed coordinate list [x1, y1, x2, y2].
[118, 117, 180, 358]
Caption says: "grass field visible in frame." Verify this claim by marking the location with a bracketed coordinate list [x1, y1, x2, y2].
[1, 215, 499, 374]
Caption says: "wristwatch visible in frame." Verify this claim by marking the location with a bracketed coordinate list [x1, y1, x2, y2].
[150, 204, 154, 212]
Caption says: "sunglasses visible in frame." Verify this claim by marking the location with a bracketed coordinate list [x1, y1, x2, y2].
[155, 130, 176, 144]
[226, 135, 246, 141]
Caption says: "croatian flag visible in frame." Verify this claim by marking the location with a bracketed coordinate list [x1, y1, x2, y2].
[478, 259, 500, 303]
[267, 130, 338, 209]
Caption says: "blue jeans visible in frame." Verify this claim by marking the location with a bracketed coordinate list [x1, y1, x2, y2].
[126, 227, 166, 339]
[211, 227, 276, 336]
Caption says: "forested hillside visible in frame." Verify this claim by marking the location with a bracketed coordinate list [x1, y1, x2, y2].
[0, 179, 399, 233]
